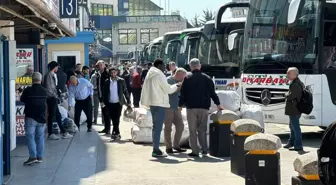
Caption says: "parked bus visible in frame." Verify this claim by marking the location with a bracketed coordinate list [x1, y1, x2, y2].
[146, 36, 163, 63]
[160, 31, 182, 63]
[239, 0, 336, 128]
[165, 27, 203, 67]
[203, 2, 249, 90]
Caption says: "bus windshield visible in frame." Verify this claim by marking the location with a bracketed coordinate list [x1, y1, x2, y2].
[242, 0, 319, 74]
[161, 34, 181, 63]
[198, 23, 220, 65]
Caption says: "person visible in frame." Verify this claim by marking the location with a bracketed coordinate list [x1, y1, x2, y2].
[103, 67, 131, 140]
[75, 63, 82, 77]
[131, 67, 142, 108]
[120, 67, 132, 96]
[82, 65, 90, 80]
[20, 72, 47, 165]
[141, 62, 152, 84]
[94, 61, 110, 133]
[284, 67, 303, 151]
[21, 64, 34, 77]
[56, 64, 67, 94]
[68, 76, 94, 132]
[90, 65, 100, 125]
[164, 68, 188, 154]
[44, 61, 73, 140]
[168, 61, 177, 75]
[141, 59, 180, 157]
[178, 58, 223, 157]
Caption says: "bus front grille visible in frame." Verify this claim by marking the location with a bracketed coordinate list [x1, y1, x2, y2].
[245, 88, 288, 105]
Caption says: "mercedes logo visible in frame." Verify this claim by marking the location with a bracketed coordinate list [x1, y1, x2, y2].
[260, 89, 271, 105]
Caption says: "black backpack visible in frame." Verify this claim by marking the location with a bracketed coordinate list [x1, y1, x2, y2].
[318, 122, 336, 185]
[297, 82, 313, 114]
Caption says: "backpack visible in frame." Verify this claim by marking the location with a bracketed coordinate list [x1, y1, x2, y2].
[318, 122, 336, 185]
[297, 82, 313, 114]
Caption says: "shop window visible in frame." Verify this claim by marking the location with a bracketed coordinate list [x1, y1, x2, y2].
[140, 28, 159, 44]
[91, 4, 113, 16]
[119, 29, 137, 45]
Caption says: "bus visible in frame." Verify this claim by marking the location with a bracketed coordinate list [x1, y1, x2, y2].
[160, 31, 182, 63]
[165, 27, 203, 67]
[146, 36, 163, 63]
[202, 2, 249, 90]
[239, 0, 336, 128]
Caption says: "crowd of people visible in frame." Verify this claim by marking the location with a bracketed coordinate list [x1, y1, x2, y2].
[20, 57, 306, 164]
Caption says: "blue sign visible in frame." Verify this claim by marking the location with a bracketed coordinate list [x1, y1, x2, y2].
[215, 79, 228, 86]
[59, 0, 79, 18]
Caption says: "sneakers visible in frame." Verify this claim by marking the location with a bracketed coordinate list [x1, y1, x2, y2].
[23, 157, 38, 165]
[174, 148, 187, 153]
[166, 148, 187, 154]
[111, 133, 121, 140]
[283, 144, 294, 149]
[36, 157, 43, 163]
[152, 149, 167, 157]
[48, 134, 59, 140]
[188, 152, 199, 157]
[62, 132, 73, 139]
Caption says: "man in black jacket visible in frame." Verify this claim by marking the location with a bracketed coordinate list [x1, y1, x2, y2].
[140, 62, 152, 84]
[93, 60, 110, 133]
[20, 72, 47, 165]
[178, 58, 223, 157]
[103, 67, 131, 140]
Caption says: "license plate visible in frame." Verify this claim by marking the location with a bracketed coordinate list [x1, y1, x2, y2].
[264, 114, 275, 119]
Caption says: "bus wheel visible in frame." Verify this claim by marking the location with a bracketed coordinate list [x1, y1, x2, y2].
[319, 126, 327, 130]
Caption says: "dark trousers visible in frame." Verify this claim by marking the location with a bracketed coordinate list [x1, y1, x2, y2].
[105, 103, 122, 134]
[47, 97, 66, 135]
[132, 88, 142, 107]
[74, 96, 93, 130]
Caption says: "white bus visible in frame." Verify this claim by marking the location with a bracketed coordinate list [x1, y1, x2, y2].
[204, 2, 249, 90]
[240, 0, 336, 128]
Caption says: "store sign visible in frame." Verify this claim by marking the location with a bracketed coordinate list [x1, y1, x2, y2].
[60, 0, 78, 18]
[15, 48, 35, 137]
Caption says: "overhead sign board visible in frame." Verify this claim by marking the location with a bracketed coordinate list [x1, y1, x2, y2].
[59, 0, 78, 18]
[78, 0, 87, 6]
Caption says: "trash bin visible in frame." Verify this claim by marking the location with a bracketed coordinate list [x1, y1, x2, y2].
[209, 110, 239, 157]
[230, 119, 262, 176]
[292, 152, 322, 185]
[244, 133, 282, 185]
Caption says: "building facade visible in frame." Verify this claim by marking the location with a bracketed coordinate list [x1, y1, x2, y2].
[90, 0, 188, 63]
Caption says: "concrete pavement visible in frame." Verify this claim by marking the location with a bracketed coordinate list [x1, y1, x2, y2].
[6, 120, 322, 185]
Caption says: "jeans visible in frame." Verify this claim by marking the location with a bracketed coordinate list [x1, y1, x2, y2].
[150, 106, 166, 150]
[288, 115, 303, 148]
[24, 118, 46, 158]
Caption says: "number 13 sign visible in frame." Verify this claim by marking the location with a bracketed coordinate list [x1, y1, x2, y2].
[59, 0, 79, 18]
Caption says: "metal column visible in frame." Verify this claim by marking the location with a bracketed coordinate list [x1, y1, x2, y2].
[0, 40, 3, 185]
[3, 41, 11, 176]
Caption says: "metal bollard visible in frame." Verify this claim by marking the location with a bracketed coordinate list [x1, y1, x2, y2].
[230, 119, 262, 176]
[292, 152, 322, 185]
[209, 110, 239, 157]
[244, 133, 282, 185]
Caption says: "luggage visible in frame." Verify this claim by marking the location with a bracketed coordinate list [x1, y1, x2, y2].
[240, 104, 265, 131]
[318, 122, 336, 185]
[209, 90, 241, 113]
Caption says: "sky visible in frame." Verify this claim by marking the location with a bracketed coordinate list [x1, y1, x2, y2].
[151, 0, 230, 20]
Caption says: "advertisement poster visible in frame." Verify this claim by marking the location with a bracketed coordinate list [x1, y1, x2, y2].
[16, 48, 34, 136]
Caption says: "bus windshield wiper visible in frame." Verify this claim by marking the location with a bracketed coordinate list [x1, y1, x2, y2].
[241, 54, 289, 72]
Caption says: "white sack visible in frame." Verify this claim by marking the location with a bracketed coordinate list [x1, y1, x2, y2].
[209, 90, 241, 113]
[66, 105, 87, 125]
[58, 105, 68, 121]
[135, 108, 153, 128]
[131, 124, 164, 143]
[240, 104, 265, 129]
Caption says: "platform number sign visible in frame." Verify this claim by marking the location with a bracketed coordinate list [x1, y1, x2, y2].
[60, 0, 79, 18]
[78, 0, 87, 6]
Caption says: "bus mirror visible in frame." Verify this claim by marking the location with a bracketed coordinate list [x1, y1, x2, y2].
[288, 0, 302, 25]
[165, 42, 171, 55]
[228, 33, 238, 51]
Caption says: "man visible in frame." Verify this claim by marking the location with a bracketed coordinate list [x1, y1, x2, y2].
[141, 62, 152, 84]
[120, 66, 132, 95]
[103, 67, 131, 140]
[82, 66, 90, 80]
[90, 65, 100, 125]
[164, 68, 187, 154]
[141, 59, 180, 157]
[20, 72, 47, 165]
[178, 58, 223, 157]
[21, 64, 34, 77]
[93, 61, 110, 131]
[131, 67, 142, 108]
[44, 61, 73, 140]
[68, 76, 94, 132]
[284, 67, 303, 151]
[168, 61, 177, 75]
[75, 63, 82, 77]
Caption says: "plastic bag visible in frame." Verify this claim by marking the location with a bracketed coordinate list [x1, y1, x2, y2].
[209, 90, 241, 113]
[123, 106, 136, 122]
[63, 118, 78, 133]
[240, 104, 265, 129]
[131, 124, 164, 143]
[58, 105, 68, 121]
